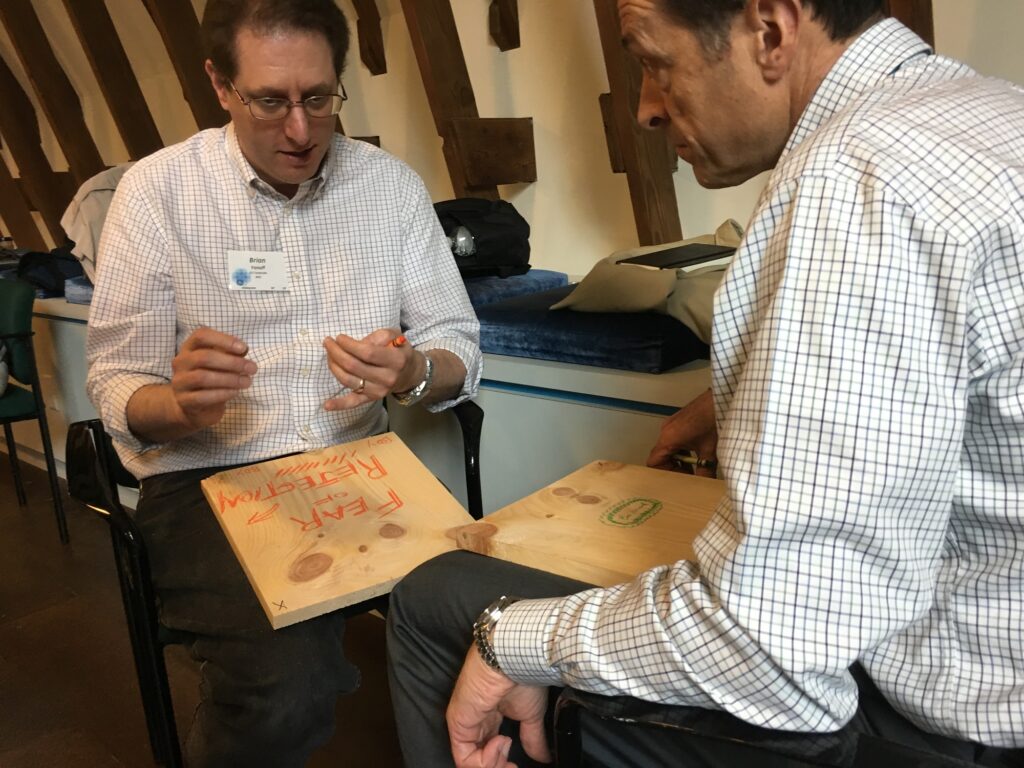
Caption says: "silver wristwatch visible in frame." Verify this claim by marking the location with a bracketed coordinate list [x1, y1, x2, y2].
[392, 351, 434, 407]
[473, 595, 521, 672]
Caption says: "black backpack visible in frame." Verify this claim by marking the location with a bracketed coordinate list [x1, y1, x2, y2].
[16, 245, 83, 296]
[434, 198, 530, 278]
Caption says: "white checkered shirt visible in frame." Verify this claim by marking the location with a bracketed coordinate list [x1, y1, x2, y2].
[86, 126, 481, 479]
[496, 20, 1024, 747]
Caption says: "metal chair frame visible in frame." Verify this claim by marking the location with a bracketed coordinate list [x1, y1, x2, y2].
[1, 278, 68, 543]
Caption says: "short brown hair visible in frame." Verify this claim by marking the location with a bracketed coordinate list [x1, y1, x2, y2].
[202, 0, 351, 80]
[660, 0, 885, 55]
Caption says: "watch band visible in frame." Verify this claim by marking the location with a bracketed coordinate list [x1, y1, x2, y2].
[392, 351, 434, 407]
[473, 595, 521, 673]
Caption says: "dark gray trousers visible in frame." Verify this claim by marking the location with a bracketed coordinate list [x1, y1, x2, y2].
[137, 465, 360, 768]
[386, 551, 1023, 768]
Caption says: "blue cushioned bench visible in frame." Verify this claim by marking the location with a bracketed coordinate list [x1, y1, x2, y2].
[463, 268, 569, 309]
[475, 285, 708, 373]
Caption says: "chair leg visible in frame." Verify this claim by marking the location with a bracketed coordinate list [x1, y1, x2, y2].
[112, 533, 183, 767]
[452, 401, 485, 520]
[3, 423, 28, 506]
[35, 410, 69, 543]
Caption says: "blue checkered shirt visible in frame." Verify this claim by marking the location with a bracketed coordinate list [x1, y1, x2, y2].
[495, 20, 1024, 747]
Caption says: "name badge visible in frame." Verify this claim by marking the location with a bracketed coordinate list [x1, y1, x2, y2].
[227, 250, 290, 291]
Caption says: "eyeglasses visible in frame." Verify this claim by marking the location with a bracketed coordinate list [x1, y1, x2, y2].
[229, 81, 348, 120]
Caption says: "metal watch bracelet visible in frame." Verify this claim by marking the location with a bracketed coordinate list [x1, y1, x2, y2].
[392, 350, 433, 407]
[472, 595, 521, 673]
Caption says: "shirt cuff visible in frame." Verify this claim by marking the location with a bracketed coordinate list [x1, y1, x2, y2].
[491, 597, 565, 686]
[417, 338, 482, 412]
[95, 372, 168, 456]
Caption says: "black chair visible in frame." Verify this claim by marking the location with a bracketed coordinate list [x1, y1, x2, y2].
[553, 688, 981, 767]
[0, 278, 68, 543]
[65, 401, 484, 768]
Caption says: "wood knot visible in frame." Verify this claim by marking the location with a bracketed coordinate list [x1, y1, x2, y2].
[379, 523, 406, 539]
[288, 552, 333, 582]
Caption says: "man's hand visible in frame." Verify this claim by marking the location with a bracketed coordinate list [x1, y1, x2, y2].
[322, 328, 420, 411]
[646, 388, 718, 477]
[126, 327, 256, 443]
[447, 648, 552, 768]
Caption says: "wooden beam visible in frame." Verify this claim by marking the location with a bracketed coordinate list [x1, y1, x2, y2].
[400, 0, 494, 199]
[351, 0, 387, 75]
[598, 93, 625, 174]
[0, 0, 106, 186]
[592, 0, 682, 245]
[445, 118, 535, 188]
[61, 0, 164, 160]
[402, 0, 538, 199]
[399, 0, 479, 132]
[0, 156, 47, 251]
[885, 0, 934, 47]
[0, 57, 70, 243]
[18, 173, 77, 211]
[144, 0, 227, 130]
[489, 0, 521, 52]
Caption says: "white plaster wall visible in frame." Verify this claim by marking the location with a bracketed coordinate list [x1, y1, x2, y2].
[1, 1, 1021, 272]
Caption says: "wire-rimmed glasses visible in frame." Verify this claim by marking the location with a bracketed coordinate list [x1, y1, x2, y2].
[229, 81, 348, 120]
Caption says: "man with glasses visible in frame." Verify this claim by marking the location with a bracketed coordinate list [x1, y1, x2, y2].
[86, 0, 480, 765]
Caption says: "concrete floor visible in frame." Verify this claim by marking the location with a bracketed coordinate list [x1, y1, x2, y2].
[0, 453, 404, 767]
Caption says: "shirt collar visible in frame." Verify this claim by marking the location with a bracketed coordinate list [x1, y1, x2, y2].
[224, 122, 332, 202]
[783, 18, 932, 158]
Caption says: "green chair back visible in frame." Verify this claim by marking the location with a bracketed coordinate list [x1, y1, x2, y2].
[0, 279, 36, 384]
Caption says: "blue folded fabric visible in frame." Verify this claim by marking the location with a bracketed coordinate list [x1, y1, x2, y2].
[476, 285, 708, 373]
[464, 269, 568, 309]
[64, 274, 94, 305]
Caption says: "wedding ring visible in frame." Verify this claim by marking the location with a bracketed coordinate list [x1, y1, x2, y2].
[354, 377, 366, 394]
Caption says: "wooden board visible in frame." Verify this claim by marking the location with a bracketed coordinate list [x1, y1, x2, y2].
[455, 461, 724, 587]
[202, 433, 473, 629]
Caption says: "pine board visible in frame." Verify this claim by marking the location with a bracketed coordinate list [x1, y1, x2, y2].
[202, 433, 474, 629]
[455, 461, 724, 587]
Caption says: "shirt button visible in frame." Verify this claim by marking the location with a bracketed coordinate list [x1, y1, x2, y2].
[299, 328, 309, 338]
[301, 425, 312, 440]
[300, 367, 311, 377]
[291, 271, 301, 281]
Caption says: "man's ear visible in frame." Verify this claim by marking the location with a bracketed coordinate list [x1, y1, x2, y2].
[205, 60, 232, 111]
[747, 0, 802, 83]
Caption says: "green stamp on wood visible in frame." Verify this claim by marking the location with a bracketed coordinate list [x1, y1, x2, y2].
[602, 497, 662, 528]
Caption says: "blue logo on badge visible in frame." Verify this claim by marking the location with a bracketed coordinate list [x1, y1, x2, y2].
[232, 268, 251, 287]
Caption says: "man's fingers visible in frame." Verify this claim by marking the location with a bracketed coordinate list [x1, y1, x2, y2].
[180, 326, 248, 355]
[175, 347, 257, 375]
[334, 331, 406, 368]
[323, 392, 371, 412]
[518, 719, 552, 763]
[450, 735, 513, 768]
[323, 337, 402, 394]
[173, 368, 253, 394]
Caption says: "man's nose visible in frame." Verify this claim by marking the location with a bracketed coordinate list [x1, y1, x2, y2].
[283, 105, 311, 143]
[636, 72, 668, 130]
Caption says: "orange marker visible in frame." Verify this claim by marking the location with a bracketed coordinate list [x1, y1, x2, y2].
[389, 335, 407, 348]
